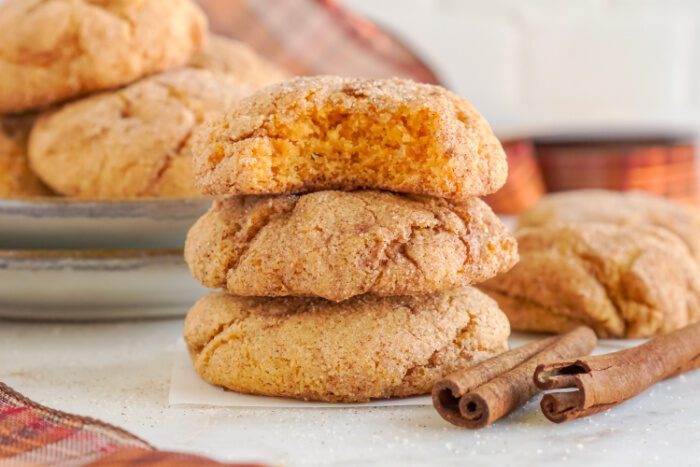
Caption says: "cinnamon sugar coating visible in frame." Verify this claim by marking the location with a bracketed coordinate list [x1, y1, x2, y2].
[0, 115, 52, 198]
[0, 0, 207, 113]
[192, 76, 507, 200]
[28, 69, 252, 199]
[480, 223, 700, 338]
[184, 288, 510, 403]
[518, 189, 700, 261]
[184, 190, 518, 301]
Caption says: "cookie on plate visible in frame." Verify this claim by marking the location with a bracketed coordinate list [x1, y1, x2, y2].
[184, 287, 509, 402]
[0, 0, 207, 113]
[192, 76, 507, 201]
[185, 190, 517, 301]
[189, 35, 287, 90]
[480, 223, 700, 338]
[0, 116, 52, 198]
[29, 69, 252, 199]
[518, 189, 700, 261]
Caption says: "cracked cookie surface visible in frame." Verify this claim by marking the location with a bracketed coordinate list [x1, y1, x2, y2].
[28, 68, 252, 199]
[184, 288, 509, 402]
[184, 190, 518, 301]
[192, 76, 507, 201]
[480, 223, 700, 338]
[518, 189, 700, 261]
[0, 0, 207, 113]
[189, 34, 287, 90]
[0, 115, 52, 198]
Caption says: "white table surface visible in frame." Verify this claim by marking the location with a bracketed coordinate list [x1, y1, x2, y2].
[1, 317, 699, 467]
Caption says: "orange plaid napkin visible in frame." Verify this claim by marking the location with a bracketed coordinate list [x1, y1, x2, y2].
[482, 140, 545, 215]
[0, 382, 263, 466]
[537, 141, 699, 204]
[197, 0, 441, 83]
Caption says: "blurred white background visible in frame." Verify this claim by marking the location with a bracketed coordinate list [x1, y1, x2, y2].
[342, 0, 700, 139]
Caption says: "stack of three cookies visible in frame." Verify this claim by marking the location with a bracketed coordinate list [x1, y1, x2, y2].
[183, 76, 519, 402]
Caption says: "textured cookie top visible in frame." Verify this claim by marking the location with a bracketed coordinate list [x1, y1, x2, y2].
[193, 76, 507, 200]
[481, 223, 700, 338]
[185, 190, 517, 301]
[0, 116, 52, 198]
[184, 288, 509, 402]
[189, 35, 288, 89]
[29, 69, 252, 199]
[0, 0, 207, 113]
[519, 189, 700, 260]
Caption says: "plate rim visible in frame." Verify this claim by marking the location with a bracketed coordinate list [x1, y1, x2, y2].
[0, 248, 185, 270]
[0, 248, 182, 258]
[0, 197, 212, 220]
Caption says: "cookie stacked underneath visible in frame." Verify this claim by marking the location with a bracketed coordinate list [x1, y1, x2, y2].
[183, 76, 519, 402]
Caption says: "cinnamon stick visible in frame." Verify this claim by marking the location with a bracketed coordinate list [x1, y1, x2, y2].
[534, 321, 700, 424]
[432, 326, 597, 429]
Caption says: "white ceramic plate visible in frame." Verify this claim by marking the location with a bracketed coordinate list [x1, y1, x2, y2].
[0, 249, 208, 320]
[0, 197, 212, 250]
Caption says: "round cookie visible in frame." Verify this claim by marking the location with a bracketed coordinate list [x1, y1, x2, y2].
[0, 0, 207, 113]
[480, 223, 700, 338]
[518, 189, 700, 261]
[185, 190, 518, 301]
[29, 69, 252, 199]
[184, 288, 510, 403]
[192, 76, 507, 201]
[189, 34, 287, 89]
[0, 116, 52, 198]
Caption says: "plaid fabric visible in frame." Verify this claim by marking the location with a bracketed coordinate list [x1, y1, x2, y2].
[197, 0, 441, 84]
[537, 141, 699, 204]
[0, 382, 262, 466]
[483, 140, 545, 215]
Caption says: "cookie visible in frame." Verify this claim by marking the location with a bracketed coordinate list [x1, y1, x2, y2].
[0, 0, 207, 113]
[185, 190, 517, 301]
[0, 116, 52, 198]
[189, 34, 287, 89]
[184, 288, 510, 402]
[192, 76, 507, 201]
[480, 223, 700, 338]
[518, 189, 700, 260]
[28, 69, 252, 199]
